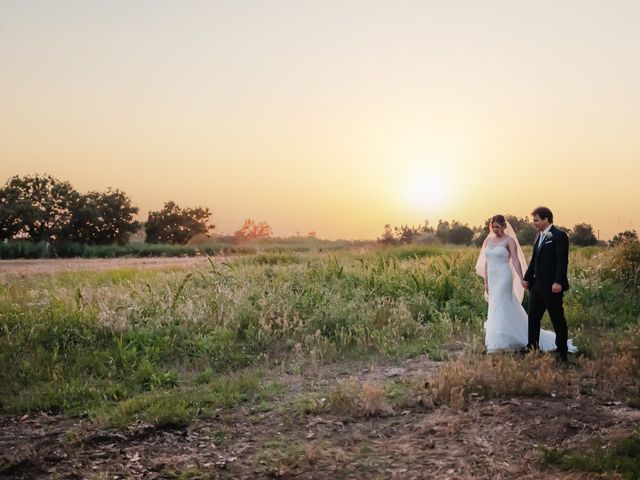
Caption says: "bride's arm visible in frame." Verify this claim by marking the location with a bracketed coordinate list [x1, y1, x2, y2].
[507, 237, 524, 281]
[484, 258, 488, 295]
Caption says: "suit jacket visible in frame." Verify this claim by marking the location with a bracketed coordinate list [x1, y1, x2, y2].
[523, 225, 570, 291]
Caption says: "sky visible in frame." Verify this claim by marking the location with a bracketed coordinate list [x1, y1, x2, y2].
[1, 0, 638, 240]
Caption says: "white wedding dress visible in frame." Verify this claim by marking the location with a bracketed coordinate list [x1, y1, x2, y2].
[484, 240, 576, 353]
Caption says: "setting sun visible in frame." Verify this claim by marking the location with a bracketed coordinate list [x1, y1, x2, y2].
[1, 1, 638, 239]
[405, 170, 454, 214]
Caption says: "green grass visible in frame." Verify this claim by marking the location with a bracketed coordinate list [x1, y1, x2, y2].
[627, 395, 640, 409]
[95, 370, 281, 429]
[543, 433, 640, 479]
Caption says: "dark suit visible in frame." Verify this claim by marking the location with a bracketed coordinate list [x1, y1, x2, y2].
[523, 225, 570, 358]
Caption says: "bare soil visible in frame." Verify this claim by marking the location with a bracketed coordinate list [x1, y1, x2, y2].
[0, 257, 217, 278]
[2, 355, 638, 479]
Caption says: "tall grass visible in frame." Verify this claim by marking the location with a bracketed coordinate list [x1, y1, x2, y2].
[1, 243, 638, 428]
[0, 246, 483, 420]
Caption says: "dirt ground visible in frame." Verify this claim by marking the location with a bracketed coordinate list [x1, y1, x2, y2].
[2, 355, 638, 479]
[0, 257, 216, 278]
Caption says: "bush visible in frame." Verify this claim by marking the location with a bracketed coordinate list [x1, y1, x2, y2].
[608, 243, 640, 292]
[0, 241, 49, 259]
[448, 225, 474, 245]
[610, 230, 639, 246]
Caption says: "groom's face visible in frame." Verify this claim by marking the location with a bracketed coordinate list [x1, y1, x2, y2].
[532, 214, 549, 232]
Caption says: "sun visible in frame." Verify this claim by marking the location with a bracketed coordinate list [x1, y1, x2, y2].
[405, 171, 453, 212]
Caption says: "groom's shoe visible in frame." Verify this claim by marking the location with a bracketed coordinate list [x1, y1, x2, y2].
[556, 351, 569, 363]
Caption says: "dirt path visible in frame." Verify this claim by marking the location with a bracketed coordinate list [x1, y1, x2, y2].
[2, 354, 639, 479]
[0, 257, 222, 278]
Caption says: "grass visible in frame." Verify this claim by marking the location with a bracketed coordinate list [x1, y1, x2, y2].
[544, 432, 640, 479]
[425, 331, 639, 409]
[298, 378, 394, 417]
[0, 245, 484, 422]
[297, 377, 427, 418]
[94, 370, 282, 429]
[0, 237, 371, 259]
[2, 242, 640, 480]
[1, 243, 639, 437]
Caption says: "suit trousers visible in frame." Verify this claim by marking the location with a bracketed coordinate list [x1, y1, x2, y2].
[527, 281, 569, 355]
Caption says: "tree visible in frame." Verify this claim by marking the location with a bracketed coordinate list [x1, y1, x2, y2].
[448, 222, 474, 245]
[516, 224, 538, 245]
[70, 189, 140, 245]
[419, 220, 435, 234]
[378, 222, 435, 245]
[506, 215, 537, 245]
[435, 220, 450, 243]
[145, 202, 213, 244]
[0, 174, 79, 242]
[504, 215, 530, 233]
[610, 230, 639, 246]
[377, 224, 396, 245]
[570, 223, 598, 246]
[395, 224, 420, 245]
[473, 224, 489, 247]
[234, 219, 272, 242]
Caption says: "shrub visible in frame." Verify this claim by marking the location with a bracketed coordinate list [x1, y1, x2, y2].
[608, 243, 640, 292]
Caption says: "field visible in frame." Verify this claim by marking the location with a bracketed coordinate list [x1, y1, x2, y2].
[1, 244, 639, 479]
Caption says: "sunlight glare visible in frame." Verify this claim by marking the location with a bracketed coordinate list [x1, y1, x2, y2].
[406, 170, 453, 212]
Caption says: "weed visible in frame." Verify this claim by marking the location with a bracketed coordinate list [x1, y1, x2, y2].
[543, 433, 640, 479]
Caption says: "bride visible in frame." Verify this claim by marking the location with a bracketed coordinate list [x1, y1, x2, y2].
[475, 215, 576, 353]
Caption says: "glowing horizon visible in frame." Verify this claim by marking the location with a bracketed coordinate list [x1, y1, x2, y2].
[1, 1, 638, 240]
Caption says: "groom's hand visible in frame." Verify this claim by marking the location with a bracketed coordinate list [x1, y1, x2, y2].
[551, 282, 562, 293]
[521, 280, 529, 290]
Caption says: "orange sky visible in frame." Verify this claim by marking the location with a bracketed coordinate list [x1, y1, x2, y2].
[1, 1, 638, 240]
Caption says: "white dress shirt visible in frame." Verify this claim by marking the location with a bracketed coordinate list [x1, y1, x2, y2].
[538, 224, 553, 249]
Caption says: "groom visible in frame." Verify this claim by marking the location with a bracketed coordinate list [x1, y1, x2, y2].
[521, 207, 570, 362]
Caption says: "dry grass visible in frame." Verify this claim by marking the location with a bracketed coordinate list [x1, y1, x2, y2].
[578, 338, 640, 398]
[428, 353, 569, 409]
[255, 442, 353, 479]
[301, 377, 396, 418]
[428, 340, 640, 409]
[330, 378, 396, 417]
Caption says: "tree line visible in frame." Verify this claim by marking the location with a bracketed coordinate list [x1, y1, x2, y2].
[378, 216, 638, 247]
[1, 174, 637, 249]
[0, 174, 223, 246]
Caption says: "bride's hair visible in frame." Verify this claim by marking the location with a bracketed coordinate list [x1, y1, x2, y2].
[490, 214, 506, 227]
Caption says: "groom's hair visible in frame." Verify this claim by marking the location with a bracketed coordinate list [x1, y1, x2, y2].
[532, 206, 553, 223]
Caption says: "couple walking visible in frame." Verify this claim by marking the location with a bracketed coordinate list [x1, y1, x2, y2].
[476, 207, 576, 361]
